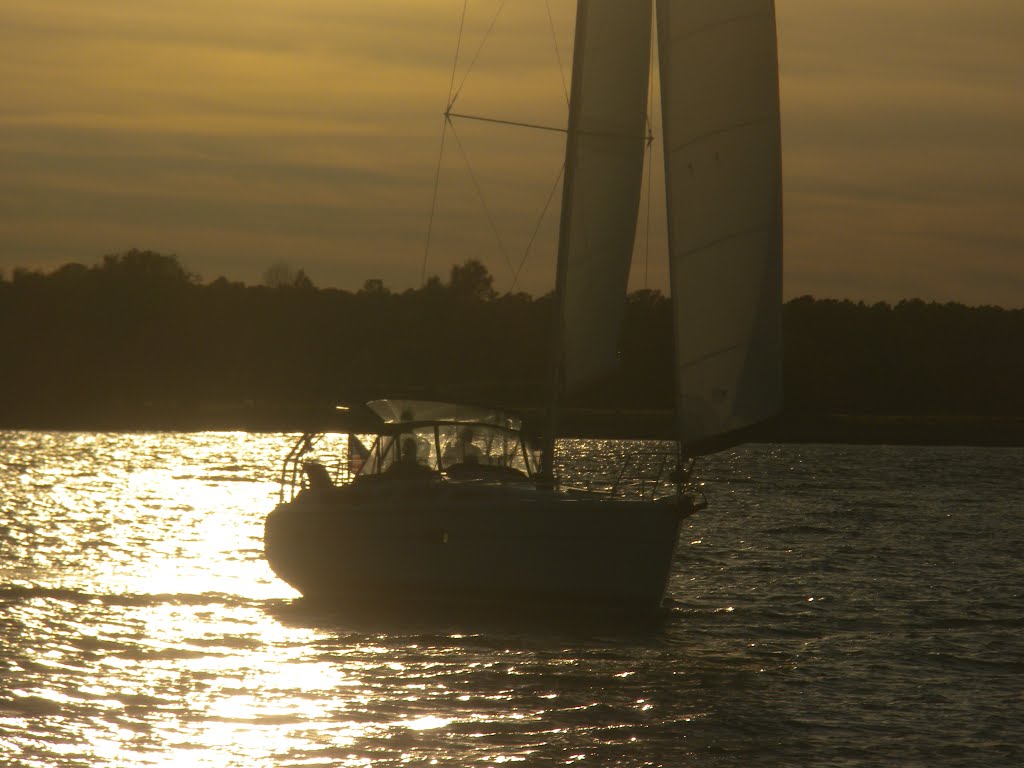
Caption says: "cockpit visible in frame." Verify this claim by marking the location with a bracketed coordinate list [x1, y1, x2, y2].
[278, 400, 539, 502]
[355, 399, 537, 479]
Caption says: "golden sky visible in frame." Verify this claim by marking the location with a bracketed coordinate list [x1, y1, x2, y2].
[1, 0, 1022, 306]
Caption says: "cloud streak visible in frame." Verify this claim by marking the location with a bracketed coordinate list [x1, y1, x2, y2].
[1, 0, 1022, 305]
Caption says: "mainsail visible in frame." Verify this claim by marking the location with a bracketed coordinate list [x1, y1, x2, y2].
[557, 0, 653, 392]
[657, 0, 784, 451]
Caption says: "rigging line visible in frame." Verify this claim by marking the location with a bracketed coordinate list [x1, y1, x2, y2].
[425, 1, 469, 287]
[446, 0, 470, 106]
[644, 136, 654, 291]
[511, 161, 565, 292]
[544, 0, 570, 106]
[644, 17, 657, 291]
[446, 111, 566, 134]
[422, 116, 450, 287]
[448, 119, 517, 283]
[450, 111, 651, 142]
[449, 0, 507, 109]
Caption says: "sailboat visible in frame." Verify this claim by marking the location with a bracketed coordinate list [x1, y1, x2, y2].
[263, 0, 783, 614]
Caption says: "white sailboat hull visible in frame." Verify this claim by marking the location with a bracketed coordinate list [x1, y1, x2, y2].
[265, 483, 686, 614]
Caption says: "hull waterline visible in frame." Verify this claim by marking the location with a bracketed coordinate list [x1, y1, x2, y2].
[264, 485, 686, 615]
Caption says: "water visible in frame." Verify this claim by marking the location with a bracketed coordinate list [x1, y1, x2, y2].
[1, 433, 1021, 767]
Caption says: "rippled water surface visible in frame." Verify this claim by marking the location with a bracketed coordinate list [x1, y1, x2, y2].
[1, 433, 1022, 766]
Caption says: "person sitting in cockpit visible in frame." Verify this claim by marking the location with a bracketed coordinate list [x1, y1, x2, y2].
[443, 428, 483, 466]
[389, 436, 432, 473]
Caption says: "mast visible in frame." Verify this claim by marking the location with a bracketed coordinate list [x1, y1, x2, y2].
[655, 4, 683, 454]
[538, 0, 588, 486]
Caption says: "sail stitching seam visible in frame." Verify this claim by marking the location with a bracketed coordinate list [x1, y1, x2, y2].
[666, 116, 777, 154]
[678, 341, 748, 370]
[664, 10, 774, 45]
[680, 221, 777, 260]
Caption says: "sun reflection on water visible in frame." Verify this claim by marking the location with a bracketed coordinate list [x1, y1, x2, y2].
[6, 431, 648, 765]
[6, 433, 1019, 764]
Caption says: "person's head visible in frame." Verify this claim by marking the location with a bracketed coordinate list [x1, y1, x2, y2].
[401, 437, 418, 462]
[459, 428, 474, 444]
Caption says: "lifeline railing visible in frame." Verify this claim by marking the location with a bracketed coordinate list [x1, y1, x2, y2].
[556, 446, 704, 503]
[277, 435, 705, 507]
[277, 432, 358, 503]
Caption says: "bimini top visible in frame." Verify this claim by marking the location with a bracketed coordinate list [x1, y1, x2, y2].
[365, 400, 523, 432]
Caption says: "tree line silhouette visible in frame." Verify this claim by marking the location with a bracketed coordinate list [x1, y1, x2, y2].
[1, 250, 1021, 437]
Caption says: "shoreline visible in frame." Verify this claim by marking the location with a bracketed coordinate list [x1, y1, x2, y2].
[1, 404, 1022, 447]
